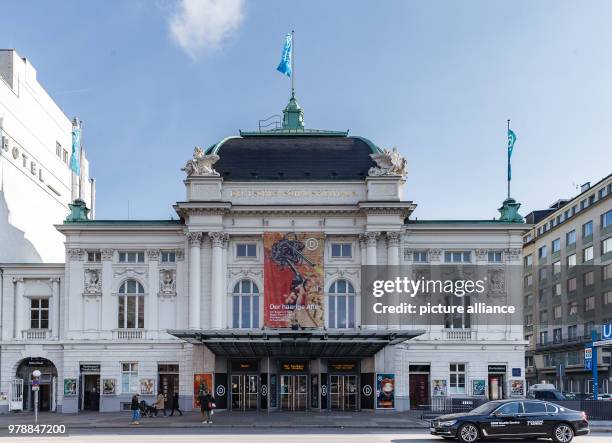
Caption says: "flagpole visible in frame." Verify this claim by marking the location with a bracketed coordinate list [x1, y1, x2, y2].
[291, 30, 295, 98]
[507, 119, 511, 199]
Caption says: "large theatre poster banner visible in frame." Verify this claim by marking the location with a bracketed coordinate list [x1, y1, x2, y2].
[264, 232, 324, 328]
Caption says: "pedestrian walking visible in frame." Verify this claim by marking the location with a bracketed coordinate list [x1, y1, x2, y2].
[130, 394, 140, 425]
[199, 388, 216, 424]
[169, 391, 183, 416]
[154, 392, 167, 416]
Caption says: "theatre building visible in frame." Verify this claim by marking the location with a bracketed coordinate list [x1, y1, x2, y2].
[0, 96, 528, 413]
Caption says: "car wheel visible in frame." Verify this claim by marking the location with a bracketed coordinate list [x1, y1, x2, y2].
[552, 423, 574, 443]
[457, 423, 479, 443]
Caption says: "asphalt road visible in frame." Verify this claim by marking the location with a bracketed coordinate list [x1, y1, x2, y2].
[0, 429, 610, 443]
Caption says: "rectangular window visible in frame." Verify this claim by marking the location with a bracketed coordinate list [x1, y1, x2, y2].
[583, 220, 593, 238]
[552, 238, 561, 253]
[524, 254, 533, 267]
[413, 251, 428, 263]
[540, 310, 548, 323]
[62, 149, 68, 164]
[87, 251, 101, 262]
[567, 277, 577, 292]
[236, 243, 257, 258]
[488, 251, 502, 263]
[583, 271, 594, 287]
[553, 283, 562, 296]
[539, 267, 548, 282]
[540, 331, 548, 345]
[603, 210, 612, 228]
[567, 254, 576, 267]
[552, 260, 561, 275]
[585, 296, 595, 311]
[118, 251, 145, 263]
[583, 246, 594, 262]
[605, 263, 612, 280]
[444, 251, 471, 263]
[553, 306, 562, 320]
[566, 230, 576, 246]
[603, 291, 612, 305]
[602, 237, 612, 255]
[55, 141, 62, 158]
[553, 327, 562, 342]
[30, 298, 49, 329]
[524, 274, 533, 288]
[568, 302, 578, 316]
[584, 321, 595, 337]
[121, 363, 138, 394]
[449, 363, 466, 394]
[331, 243, 352, 258]
[161, 251, 176, 262]
[568, 325, 578, 340]
[538, 245, 547, 259]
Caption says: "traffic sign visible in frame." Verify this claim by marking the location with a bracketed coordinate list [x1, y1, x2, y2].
[584, 348, 592, 360]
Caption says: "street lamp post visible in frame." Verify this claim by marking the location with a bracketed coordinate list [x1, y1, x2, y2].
[32, 370, 41, 425]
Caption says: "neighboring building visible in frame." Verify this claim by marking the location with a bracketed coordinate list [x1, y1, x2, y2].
[523, 174, 612, 394]
[0, 96, 527, 414]
[0, 49, 93, 263]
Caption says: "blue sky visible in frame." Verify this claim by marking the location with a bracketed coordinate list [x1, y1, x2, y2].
[2, 0, 611, 220]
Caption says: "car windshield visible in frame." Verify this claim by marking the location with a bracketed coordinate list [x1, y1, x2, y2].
[468, 402, 501, 415]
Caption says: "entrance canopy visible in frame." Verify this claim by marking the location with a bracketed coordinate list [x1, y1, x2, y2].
[168, 329, 424, 358]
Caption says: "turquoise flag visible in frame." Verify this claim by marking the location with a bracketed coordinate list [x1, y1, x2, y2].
[276, 33, 292, 77]
[507, 129, 516, 180]
[70, 124, 81, 175]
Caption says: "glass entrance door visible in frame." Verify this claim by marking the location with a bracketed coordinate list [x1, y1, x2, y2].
[330, 375, 358, 410]
[280, 375, 308, 411]
[231, 375, 258, 410]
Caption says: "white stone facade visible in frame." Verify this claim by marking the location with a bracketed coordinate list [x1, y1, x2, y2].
[0, 49, 92, 263]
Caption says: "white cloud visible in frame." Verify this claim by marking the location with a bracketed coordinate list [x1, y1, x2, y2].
[168, 0, 244, 59]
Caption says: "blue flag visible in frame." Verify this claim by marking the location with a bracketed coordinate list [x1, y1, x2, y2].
[70, 124, 81, 175]
[507, 129, 516, 180]
[276, 33, 292, 77]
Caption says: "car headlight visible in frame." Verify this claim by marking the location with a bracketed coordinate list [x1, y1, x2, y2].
[439, 420, 457, 427]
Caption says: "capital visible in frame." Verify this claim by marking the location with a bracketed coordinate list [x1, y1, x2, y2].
[209, 231, 227, 247]
[67, 248, 85, 261]
[101, 249, 114, 261]
[146, 249, 160, 261]
[49, 277, 61, 284]
[12, 277, 24, 283]
[364, 231, 380, 247]
[186, 232, 203, 246]
[386, 231, 401, 246]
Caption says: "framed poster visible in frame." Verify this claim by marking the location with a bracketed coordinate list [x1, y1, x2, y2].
[510, 379, 525, 397]
[376, 373, 395, 409]
[102, 378, 116, 395]
[63, 378, 77, 396]
[471, 379, 486, 396]
[432, 379, 447, 397]
[263, 232, 325, 328]
[193, 373, 213, 408]
[140, 378, 155, 395]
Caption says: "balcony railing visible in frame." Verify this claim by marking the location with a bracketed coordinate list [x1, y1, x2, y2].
[22, 329, 50, 340]
[444, 329, 474, 340]
[113, 329, 145, 340]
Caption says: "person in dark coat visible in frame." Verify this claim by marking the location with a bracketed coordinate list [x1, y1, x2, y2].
[169, 391, 183, 416]
[199, 389, 216, 424]
[130, 394, 140, 425]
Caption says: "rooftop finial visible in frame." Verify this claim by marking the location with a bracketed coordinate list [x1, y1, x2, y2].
[281, 94, 304, 130]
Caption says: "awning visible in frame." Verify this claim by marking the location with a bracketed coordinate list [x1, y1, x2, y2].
[167, 329, 424, 358]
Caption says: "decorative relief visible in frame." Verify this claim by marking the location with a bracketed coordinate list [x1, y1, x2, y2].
[176, 250, 185, 261]
[368, 147, 407, 178]
[113, 268, 147, 280]
[229, 268, 263, 279]
[101, 249, 114, 261]
[12, 277, 24, 284]
[403, 249, 413, 262]
[49, 277, 61, 284]
[505, 248, 522, 261]
[146, 249, 160, 261]
[475, 249, 488, 261]
[159, 269, 176, 297]
[325, 268, 359, 280]
[429, 249, 442, 261]
[487, 269, 506, 295]
[181, 146, 220, 177]
[67, 248, 85, 261]
[84, 269, 102, 294]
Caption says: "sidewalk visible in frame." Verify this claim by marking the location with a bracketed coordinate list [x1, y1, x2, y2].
[0, 411, 610, 432]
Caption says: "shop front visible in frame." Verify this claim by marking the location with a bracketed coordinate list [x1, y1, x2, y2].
[488, 364, 507, 400]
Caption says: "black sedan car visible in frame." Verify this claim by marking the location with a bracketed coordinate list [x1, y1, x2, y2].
[431, 399, 588, 443]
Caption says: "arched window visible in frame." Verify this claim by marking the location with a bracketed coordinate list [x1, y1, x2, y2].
[328, 279, 355, 328]
[232, 279, 260, 329]
[118, 279, 145, 329]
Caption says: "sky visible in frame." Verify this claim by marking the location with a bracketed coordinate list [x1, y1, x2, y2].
[1, 0, 611, 220]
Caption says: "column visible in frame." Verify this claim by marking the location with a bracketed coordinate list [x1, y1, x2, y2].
[187, 232, 203, 329]
[359, 234, 367, 266]
[209, 232, 225, 329]
[221, 235, 229, 329]
[147, 249, 160, 333]
[100, 249, 115, 333]
[364, 232, 380, 265]
[386, 232, 400, 266]
[50, 277, 60, 339]
[13, 277, 24, 339]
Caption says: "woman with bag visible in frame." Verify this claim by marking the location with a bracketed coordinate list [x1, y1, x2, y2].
[199, 388, 216, 424]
